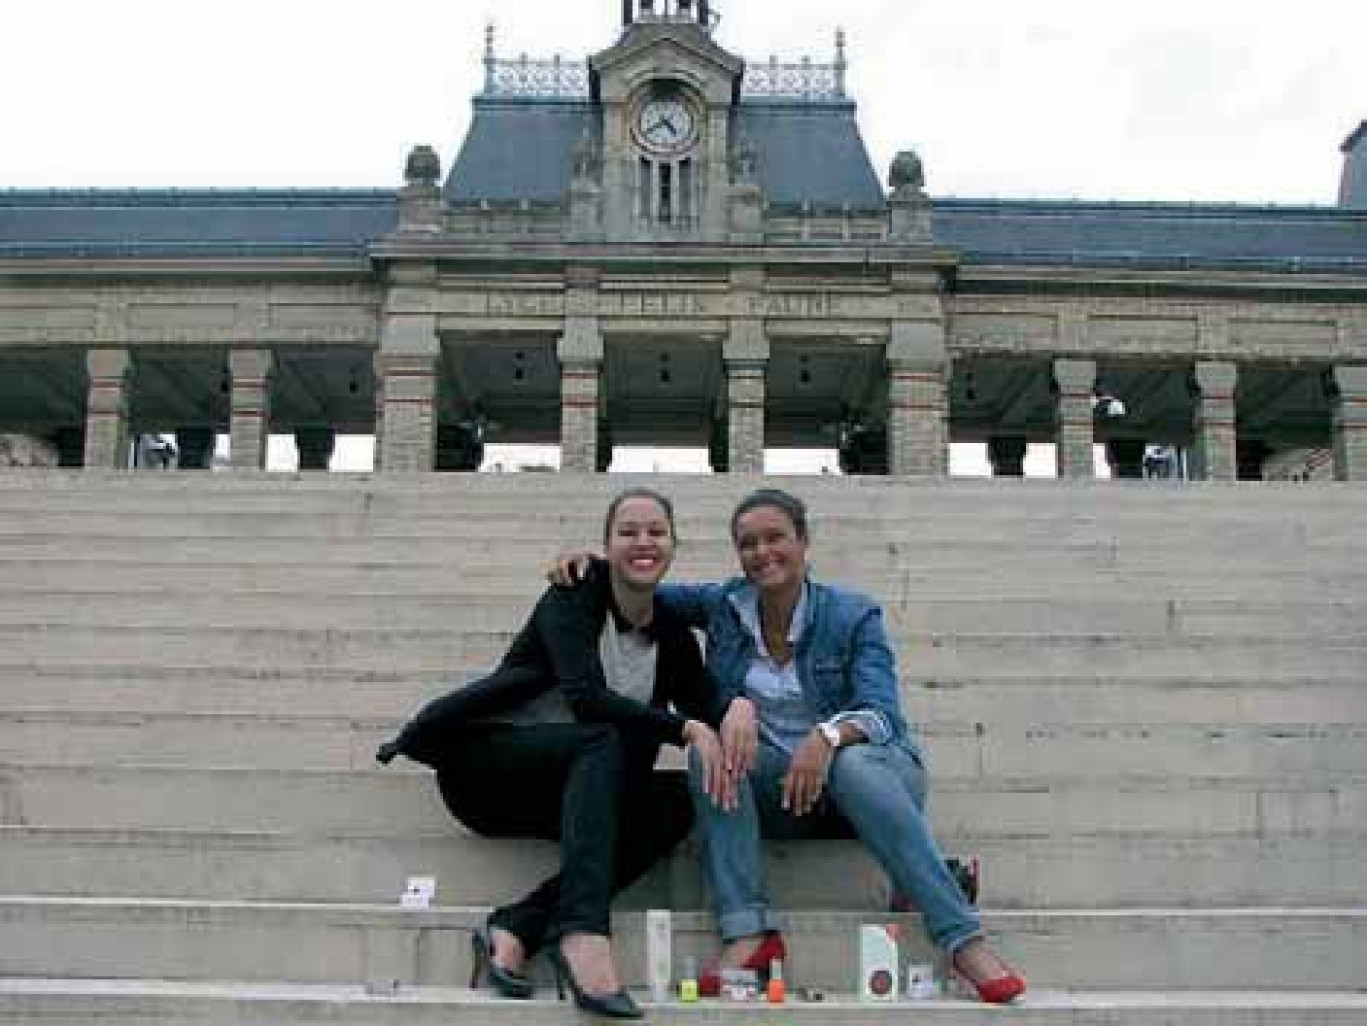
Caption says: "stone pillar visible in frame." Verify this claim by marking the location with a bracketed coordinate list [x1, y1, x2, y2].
[724, 359, 766, 473]
[83, 348, 133, 469]
[294, 427, 335, 471]
[1106, 439, 1146, 480]
[723, 270, 768, 473]
[1330, 365, 1367, 481]
[228, 349, 274, 471]
[558, 271, 604, 474]
[886, 319, 949, 477]
[886, 283, 949, 477]
[559, 359, 601, 473]
[379, 311, 439, 473]
[175, 428, 215, 470]
[1053, 358, 1096, 479]
[378, 353, 438, 472]
[1190, 361, 1238, 482]
[987, 436, 1027, 478]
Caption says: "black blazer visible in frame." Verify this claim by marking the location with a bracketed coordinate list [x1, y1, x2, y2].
[377, 558, 724, 768]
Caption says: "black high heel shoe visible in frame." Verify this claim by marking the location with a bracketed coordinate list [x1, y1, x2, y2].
[545, 943, 642, 1019]
[470, 926, 534, 999]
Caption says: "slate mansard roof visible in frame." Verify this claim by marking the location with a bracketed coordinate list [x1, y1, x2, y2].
[444, 96, 885, 210]
[933, 200, 1367, 274]
[2, 183, 1364, 277]
[0, 190, 398, 260]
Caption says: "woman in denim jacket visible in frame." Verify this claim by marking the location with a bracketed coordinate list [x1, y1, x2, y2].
[646, 488, 1025, 1003]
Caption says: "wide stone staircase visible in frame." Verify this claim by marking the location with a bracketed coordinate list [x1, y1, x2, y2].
[1, 470, 1364, 1023]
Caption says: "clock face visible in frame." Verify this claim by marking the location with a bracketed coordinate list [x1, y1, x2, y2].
[635, 98, 696, 155]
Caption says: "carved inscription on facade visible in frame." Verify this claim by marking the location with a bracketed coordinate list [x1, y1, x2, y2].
[472, 291, 849, 320]
[745, 293, 839, 318]
[485, 293, 565, 317]
[600, 292, 710, 318]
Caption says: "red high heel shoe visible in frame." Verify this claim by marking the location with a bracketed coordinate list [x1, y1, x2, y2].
[952, 950, 1025, 1004]
[697, 932, 786, 997]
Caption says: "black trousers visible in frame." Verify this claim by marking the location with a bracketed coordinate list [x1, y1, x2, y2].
[436, 722, 693, 954]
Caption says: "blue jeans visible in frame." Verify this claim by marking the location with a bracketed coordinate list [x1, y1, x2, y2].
[687, 739, 981, 954]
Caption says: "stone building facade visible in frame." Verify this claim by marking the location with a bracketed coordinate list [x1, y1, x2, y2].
[2, 0, 1365, 479]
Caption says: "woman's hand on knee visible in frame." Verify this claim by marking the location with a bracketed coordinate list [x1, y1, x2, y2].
[685, 720, 735, 810]
[719, 698, 758, 785]
[782, 729, 833, 817]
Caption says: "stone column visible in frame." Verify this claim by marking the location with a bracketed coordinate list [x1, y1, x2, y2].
[378, 353, 438, 472]
[987, 436, 1027, 478]
[294, 427, 336, 471]
[379, 312, 439, 473]
[83, 348, 133, 469]
[228, 349, 274, 471]
[1330, 365, 1367, 481]
[886, 317, 949, 477]
[886, 280, 949, 477]
[1053, 358, 1097, 479]
[559, 358, 601, 472]
[558, 273, 604, 474]
[1190, 360, 1238, 482]
[723, 270, 768, 473]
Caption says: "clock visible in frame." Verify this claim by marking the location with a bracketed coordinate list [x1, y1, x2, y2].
[635, 97, 696, 155]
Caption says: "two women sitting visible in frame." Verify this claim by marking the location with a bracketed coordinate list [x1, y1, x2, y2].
[378, 486, 1024, 1017]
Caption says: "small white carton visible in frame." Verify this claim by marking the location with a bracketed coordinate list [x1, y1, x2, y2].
[858, 924, 901, 1001]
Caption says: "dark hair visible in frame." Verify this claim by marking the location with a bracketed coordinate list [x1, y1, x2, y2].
[730, 488, 809, 542]
[604, 487, 677, 543]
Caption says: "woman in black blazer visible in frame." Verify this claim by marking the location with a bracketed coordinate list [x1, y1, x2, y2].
[377, 488, 731, 1018]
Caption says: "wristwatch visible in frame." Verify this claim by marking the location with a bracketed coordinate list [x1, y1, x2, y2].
[818, 722, 842, 750]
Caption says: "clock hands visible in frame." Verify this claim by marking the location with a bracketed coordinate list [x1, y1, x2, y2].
[647, 114, 679, 141]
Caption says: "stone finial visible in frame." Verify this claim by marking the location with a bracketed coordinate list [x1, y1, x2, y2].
[834, 27, 847, 98]
[404, 145, 441, 188]
[888, 150, 925, 197]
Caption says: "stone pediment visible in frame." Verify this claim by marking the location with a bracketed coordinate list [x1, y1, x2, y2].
[590, 22, 742, 104]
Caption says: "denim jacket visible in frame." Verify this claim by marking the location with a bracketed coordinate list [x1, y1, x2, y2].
[658, 577, 915, 750]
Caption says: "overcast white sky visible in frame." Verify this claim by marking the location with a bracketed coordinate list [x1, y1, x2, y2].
[4, 0, 1363, 203]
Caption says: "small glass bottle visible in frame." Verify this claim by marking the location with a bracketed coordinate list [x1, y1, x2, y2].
[765, 958, 786, 1003]
[679, 956, 699, 1003]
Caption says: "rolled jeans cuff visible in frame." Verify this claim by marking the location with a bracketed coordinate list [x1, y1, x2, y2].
[943, 927, 983, 959]
[718, 908, 786, 943]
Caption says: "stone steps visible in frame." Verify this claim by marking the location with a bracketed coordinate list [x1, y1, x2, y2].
[2, 472, 1364, 1012]
[4, 535, 1362, 575]
[1, 900, 1364, 992]
[1, 505, 1361, 542]
[2, 707, 1362, 777]
[6, 763, 1360, 837]
[0, 591, 1362, 638]
[3, 981, 1367, 1026]
[2, 624, 1363, 678]
[7, 559, 1367, 601]
[4, 672, 1360, 726]
[2, 824, 1363, 910]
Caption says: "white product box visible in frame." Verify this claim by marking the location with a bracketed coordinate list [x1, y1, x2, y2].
[858, 924, 901, 1001]
[645, 909, 672, 1002]
[399, 875, 436, 909]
